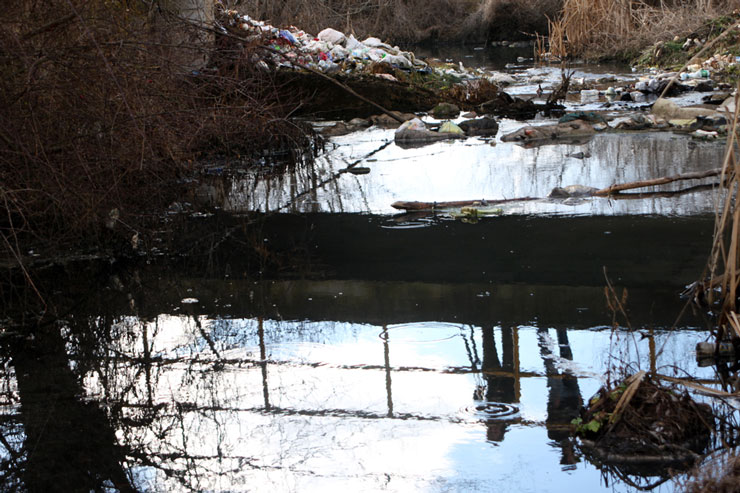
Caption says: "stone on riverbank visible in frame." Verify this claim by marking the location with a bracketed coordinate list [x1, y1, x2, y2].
[459, 117, 499, 137]
[501, 119, 595, 143]
[394, 117, 465, 145]
[432, 103, 461, 119]
[652, 98, 717, 120]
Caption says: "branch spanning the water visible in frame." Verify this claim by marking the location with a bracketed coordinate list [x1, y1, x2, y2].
[391, 197, 538, 211]
[593, 168, 723, 196]
[391, 168, 721, 211]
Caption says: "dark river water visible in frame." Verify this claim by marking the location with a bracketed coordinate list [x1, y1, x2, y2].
[1, 48, 738, 492]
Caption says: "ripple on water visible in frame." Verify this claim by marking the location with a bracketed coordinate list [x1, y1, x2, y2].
[383, 322, 464, 344]
[462, 401, 520, 421]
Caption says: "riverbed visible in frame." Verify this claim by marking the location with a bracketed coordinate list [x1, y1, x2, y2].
[1, 47, 737, 492]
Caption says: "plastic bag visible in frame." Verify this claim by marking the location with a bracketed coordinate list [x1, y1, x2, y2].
[397, 118, 426, 132]
[384, 54, 412, 69]
[345, 34, 365, 52]
[279, 30, 297, 45]
[329, 45, 349, 61]
[318, 28, 346, 46]
[439, 121, 464, 134]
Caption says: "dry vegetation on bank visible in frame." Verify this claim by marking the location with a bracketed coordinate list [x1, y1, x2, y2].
[0, 1, 313, 259]
[549, 0, 740, 59]
[5, 0, 740, 262]
[684, 453, 740, 492]
[238, 0, 562, 43]
[236, 0, 740, 60]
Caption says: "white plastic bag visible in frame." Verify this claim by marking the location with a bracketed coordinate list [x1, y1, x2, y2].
[396, 118, 426, 133]
[318, 28, 346, 46]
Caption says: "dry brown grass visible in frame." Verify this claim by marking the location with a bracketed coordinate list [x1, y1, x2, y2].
[550, 0, 740, 58]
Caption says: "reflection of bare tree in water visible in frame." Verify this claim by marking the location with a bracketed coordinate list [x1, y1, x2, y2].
[3, 323, 135, 492]
[537, 328, 582, 466]
[479, 326, 518, 442]
[0, 267, 265, 492]
[472, 325, 582, 459]
[0, 293, 389, 491]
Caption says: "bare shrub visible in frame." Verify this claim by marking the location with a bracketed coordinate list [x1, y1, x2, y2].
[238, 0, 558, 43]
[472, 0, 563, 40]
[0, 1, 311, 258]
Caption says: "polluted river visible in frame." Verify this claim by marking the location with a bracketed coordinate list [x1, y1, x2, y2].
[2, 46, 738, 492]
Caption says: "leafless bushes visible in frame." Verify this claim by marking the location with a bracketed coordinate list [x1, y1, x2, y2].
[549, 0, 740, 59]
[0, 1, 311, 258]
[237, 0, 560, 43]
[471, 0, 562, 41]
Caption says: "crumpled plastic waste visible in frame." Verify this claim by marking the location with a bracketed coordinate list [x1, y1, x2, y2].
[279, 30, 297, 45]
[439, 121, 464, 134]
[221, 9, 430, 76]
[396, 118, 426, 133]
[702, 53, 738, 71]
[680, 69, 710, 80]
[318, 28, 346, 46]
[691, 129, 719, 140]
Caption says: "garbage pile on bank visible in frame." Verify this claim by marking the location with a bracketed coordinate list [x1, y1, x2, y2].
[221, 9, 432, 77]
[218, 8, 518, 90]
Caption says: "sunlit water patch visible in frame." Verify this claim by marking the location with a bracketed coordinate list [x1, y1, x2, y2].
[215, 125, 725, 217]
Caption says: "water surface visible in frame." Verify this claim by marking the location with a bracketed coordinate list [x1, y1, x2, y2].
[0, 45, 735, 492]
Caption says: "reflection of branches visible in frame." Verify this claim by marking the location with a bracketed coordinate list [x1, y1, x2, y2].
[275, 140, 393, 213]
[604, 464, 674, 491]
[0, 420, 24, 490]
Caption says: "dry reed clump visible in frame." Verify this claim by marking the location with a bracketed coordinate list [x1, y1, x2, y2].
[693, 88, 740, 334]
[549, 0, 740, 59]
[0, 1, 312, 259]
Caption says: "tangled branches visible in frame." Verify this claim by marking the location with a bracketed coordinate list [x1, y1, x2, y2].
[0, 1, 314, 260]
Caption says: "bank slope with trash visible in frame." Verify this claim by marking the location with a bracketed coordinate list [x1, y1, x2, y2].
[217, 9, 557, 119]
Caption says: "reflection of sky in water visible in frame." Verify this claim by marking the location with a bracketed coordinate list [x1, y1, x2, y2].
[5, 50, 729, 493]
[224, 124, 726, 217]
[94, 313, 717, 491]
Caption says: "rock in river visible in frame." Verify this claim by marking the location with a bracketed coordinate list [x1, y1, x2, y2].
[459, 117, 499, 137]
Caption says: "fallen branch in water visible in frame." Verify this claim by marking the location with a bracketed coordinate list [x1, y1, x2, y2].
[655, 374, 739, 398]
[594, 168, 722, 196]
[602, 183, 717, 200]
[276, 140, 393, 212]
[392, 168, 722, 212]
[579, 439, 700, 464]
[391, 197, 537, 211]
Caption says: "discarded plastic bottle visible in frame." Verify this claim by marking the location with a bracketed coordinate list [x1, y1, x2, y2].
[682, 69, 710, 80]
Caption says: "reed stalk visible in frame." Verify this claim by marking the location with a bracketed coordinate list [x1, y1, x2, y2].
[707, 89, 740, 332]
